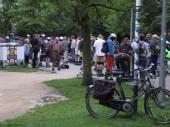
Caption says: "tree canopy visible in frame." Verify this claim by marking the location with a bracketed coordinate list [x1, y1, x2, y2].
[0, 0, 169, 37]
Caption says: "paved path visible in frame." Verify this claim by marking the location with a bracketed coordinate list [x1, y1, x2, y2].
[0, 64, 81, 122]
[150, 75, 170, 90]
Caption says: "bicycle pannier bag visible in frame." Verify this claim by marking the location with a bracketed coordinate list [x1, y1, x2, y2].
[93, 80, 114, 100]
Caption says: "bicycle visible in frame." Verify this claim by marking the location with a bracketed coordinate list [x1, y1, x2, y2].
[85, 64, 170, 124]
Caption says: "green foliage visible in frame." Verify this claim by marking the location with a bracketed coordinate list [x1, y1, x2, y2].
[0, 0, 170, 37]
[141, 0, 170, 35]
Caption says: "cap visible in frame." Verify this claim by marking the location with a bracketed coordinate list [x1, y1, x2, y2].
[27, 34, 30, 37]
[110, 33, 116, 38]
[41, 34, 45, 37]
[60, 36, 64, 40]
[47, 37, 51, 40]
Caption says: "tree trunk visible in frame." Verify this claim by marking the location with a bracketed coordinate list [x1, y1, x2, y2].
[81, 22, 93, 86]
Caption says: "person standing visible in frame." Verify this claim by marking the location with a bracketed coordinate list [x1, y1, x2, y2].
[105, 33, 117, 80]
[93, 34, 105, 77]
[24, 37, 30, 66]
[30, 34, 40, 68]
[39, 34, 46, 67]
[75, 36, 81, 63]
[45, 37, 52, 68]
[71, 36, 76, 63]
[150, 34, 160, 76]
[61, 36, 69, 63]
[51, 37, 61, 73]
[145, 33, 152, 66]
[138, 34, 149, 79]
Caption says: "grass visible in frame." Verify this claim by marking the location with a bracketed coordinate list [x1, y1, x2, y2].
[0, 78, 169, 127]
[0, 66, 41, 72]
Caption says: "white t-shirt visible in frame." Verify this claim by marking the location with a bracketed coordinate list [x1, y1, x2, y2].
[75, 39, 80, 55]
[71, 39, 76, 49]
[93, 38, 105, 56]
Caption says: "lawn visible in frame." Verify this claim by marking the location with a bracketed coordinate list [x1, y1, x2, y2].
[0, 66, 40, 72]
[0, 78, 168, 127]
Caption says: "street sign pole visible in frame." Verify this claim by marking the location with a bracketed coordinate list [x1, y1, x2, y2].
[134, 0, 141, 113]
[130, 7, 133, 43]
[159, 0, 167, 90]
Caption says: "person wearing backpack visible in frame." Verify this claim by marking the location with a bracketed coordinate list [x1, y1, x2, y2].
[145, 33, 152, 66]
[150, 34, 160, 76]
[105, 33, 117, 80]
[138, 34, 149, 79]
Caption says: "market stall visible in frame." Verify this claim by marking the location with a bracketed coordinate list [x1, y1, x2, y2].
[0, 43, 24, 66]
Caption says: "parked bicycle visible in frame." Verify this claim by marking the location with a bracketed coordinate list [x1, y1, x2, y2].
[85, 64, 170, 124]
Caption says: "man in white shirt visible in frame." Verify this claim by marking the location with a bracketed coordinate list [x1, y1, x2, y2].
[71, 36, 76, 63]
[93, 34, 105, 76]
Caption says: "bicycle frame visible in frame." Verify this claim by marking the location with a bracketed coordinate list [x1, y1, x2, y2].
[116, 71, 156, 103]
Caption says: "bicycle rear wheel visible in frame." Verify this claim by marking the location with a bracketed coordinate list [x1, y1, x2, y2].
[85, 86, 120, 119]
[145, 88, 170, 123]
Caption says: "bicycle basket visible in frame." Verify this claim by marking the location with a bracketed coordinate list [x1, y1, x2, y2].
[93, 80, 115, 100]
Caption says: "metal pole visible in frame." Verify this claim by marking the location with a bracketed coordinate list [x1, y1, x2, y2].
[133, 0, 141, 113]
[130, 7, 133, 43]
[159, 0, 167, 90]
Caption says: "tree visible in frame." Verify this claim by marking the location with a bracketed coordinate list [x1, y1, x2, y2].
[70, 0, 133, 86]
[0, 0, 18, 35]
[141, 0, 170, 36]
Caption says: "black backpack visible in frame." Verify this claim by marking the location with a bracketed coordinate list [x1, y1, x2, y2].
[101, 42, 109, 53]
[139, 42, 144, 54]
[138, 41, 147, 56]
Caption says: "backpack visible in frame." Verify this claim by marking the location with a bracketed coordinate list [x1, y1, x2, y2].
[154, 43, 160, 54]
[101, 42, 109, 53]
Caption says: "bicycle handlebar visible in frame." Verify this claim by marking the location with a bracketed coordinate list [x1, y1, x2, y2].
[133, 63, 154, 72]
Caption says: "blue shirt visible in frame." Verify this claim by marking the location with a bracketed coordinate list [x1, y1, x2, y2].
[24, 44, 30, 55]
[107, 38, 115, 55]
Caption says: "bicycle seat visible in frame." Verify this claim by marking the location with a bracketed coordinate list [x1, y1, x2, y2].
[112, 69, 123, 76]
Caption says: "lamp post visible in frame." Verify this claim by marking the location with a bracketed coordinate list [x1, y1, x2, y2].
[133, 0, 141, 113]
[130, 7, 133, 43]
[159, 0, 167, 90]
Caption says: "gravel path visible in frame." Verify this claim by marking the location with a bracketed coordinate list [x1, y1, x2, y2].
[0, 64, 80, 122]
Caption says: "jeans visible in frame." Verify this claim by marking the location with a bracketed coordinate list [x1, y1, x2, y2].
[150, 55, 158, 75]
[32, 49, 39, 68]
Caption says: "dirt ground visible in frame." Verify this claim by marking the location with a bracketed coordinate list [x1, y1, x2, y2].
[0, 64, 80, 122]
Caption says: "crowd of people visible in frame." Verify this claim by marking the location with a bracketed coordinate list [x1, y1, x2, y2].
[0, 33, 170, 78]
[93, 33, 170, 79]
[0, 34, 83, 73]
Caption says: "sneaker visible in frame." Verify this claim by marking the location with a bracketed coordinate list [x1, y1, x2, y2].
[46, 65, 51, 68]
[107, 76, 113, 80]
[58, 67, 60, 71]
[52, 67, 54, 71]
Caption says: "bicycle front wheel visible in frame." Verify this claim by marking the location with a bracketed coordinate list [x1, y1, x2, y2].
[85, 86, 120, 119]
[145, 88, 170, 124]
